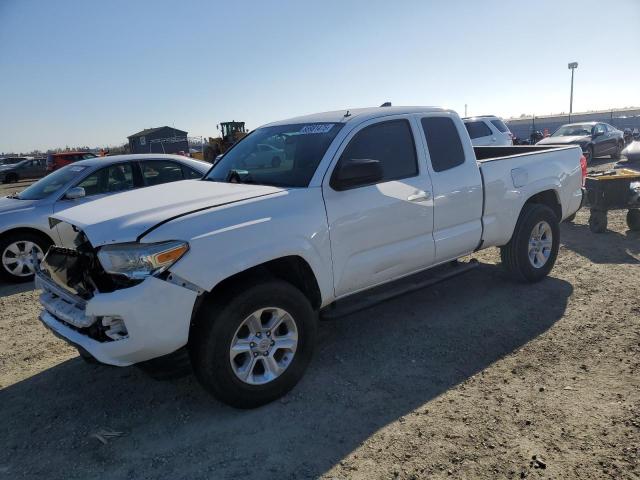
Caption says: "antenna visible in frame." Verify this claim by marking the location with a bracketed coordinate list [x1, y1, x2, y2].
[344, 110, 351, 117]
[380, 102, 392, 107]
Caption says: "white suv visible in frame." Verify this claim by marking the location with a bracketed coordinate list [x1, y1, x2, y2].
[463, 116, 513, 146]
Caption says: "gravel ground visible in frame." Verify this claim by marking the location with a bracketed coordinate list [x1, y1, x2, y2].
[0, 159, 639, 479]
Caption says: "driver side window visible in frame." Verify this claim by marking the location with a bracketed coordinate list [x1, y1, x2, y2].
[338, 120, 418, 184]
[594, 124, 605, 135]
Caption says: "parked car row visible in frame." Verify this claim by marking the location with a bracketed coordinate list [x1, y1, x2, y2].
[460, 115, 627, 164]
[28, 106, 585, 408]
[536, 122, 625, 163]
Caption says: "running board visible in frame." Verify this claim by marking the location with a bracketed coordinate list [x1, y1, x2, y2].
[320, 259, 479, 320]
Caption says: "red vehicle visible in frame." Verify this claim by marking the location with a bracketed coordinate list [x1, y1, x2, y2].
[46, 151, 97, 172]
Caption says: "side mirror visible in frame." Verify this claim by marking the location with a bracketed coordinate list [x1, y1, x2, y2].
[64, 186, 86, 200]
[331, 158, 383, 191]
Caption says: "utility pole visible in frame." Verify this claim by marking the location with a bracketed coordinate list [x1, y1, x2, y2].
[568, 62, 578, 122]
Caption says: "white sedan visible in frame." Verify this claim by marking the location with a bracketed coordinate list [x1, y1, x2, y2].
[0, 154, 210, 283]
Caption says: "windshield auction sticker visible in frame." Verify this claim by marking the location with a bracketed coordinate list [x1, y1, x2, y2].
[299, 124, 334, 135]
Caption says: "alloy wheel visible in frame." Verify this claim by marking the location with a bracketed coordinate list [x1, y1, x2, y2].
[229, 307, 298, 385]
[528, 221, 553, 268]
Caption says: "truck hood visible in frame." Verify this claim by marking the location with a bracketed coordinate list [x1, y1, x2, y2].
[537, 135, 589, 145]
[51, 180, 285, 247]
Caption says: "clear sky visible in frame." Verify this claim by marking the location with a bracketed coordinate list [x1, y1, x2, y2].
[1, 0, 639, 153]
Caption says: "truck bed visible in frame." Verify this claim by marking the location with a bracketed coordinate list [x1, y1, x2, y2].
[476, 144, 584, 248]
[474, 145, 574, 162]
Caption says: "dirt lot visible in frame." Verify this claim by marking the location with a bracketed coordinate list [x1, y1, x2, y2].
[1, 160, 639, 480]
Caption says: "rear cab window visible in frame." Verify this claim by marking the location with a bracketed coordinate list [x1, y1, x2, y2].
[421, 117, 466, 172]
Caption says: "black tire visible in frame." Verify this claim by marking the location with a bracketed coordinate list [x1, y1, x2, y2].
[612, 142, 623, 160]
[588, 209, 608, 233]
[500, 203, 560, 282]
[0, 231, 52, 283]
[627, 209, 640, 231]
[189, 278, 317, 409]
[3, 173, 18, 184]
[563, 213, 576, 223]
[587, 146, 594, 164]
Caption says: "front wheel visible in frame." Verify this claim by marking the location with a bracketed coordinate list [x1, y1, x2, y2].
[189, 279, 317, 408]
[0, 232, 50, 283]
[500, 204, 560, 282]
[3, 173, 18, 184]
[586, 146, 594, 164]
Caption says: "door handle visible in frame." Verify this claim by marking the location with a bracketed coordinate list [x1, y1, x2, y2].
[407, 191, 431, 202]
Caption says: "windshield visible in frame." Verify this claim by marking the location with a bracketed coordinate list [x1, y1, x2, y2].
[205, 122, 344, 187]
[552, 124, 593, 137]
[16, 164, 89, 200]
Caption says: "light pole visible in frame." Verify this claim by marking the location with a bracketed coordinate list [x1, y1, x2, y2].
[568, 62, 578, 122]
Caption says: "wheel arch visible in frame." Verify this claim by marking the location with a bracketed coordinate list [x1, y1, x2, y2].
[523, 189, 562, 221]
[0, 226, 56, 247]
[200, 255, 322, 311]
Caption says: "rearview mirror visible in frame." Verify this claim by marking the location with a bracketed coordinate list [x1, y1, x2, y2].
[331, 158, 383, 191]
[64, 186, 86, 200]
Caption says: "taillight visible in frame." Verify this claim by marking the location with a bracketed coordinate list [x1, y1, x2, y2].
[580, 155, 587, 186]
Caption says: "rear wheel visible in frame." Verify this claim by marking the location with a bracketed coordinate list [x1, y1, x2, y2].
[0, 232, 50, 283]
[627, 209, 640, 231]
[190, 278, 317, 408]
[588, 209, 608, 233]
[612, 141, 623, 159]
[500, 204, 560, 282]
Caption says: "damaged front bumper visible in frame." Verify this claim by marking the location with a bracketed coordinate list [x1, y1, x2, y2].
[36, 269, 198, 367]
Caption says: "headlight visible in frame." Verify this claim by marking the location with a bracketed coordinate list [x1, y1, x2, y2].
[97, 241, 189, 280]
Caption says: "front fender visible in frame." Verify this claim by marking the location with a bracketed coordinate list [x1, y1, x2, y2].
[141, 188, 334, 306]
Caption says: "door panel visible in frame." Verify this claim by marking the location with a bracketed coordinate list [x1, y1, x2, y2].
[418, 115, 484, 262]
[593, 124, 607, 156]
[322, 117, 435, 298]
[324, 179, 435, 297]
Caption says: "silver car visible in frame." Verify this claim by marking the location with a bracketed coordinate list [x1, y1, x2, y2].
[0, 154, 211, 283]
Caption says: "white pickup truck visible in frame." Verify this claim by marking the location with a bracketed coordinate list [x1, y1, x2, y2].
[36, 106, 585, 408]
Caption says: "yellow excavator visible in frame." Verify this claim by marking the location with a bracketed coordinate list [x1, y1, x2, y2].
[193, 121, 248, 162]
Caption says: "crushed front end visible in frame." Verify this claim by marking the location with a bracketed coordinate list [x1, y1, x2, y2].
[36, 225, 199, 366]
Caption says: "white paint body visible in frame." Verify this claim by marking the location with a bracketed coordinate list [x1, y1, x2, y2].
[40, 107, 584, 366]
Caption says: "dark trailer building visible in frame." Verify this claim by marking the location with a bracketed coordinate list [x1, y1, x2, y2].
[128, 126, 188, 154]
